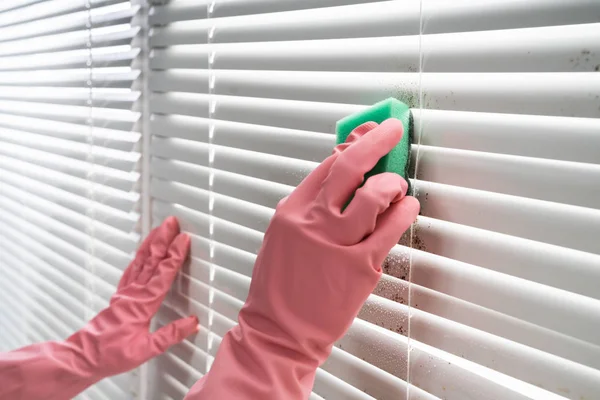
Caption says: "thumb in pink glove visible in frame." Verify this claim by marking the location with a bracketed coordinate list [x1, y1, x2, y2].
[0, 216, 198, 400]
[186, 118, 420, 399]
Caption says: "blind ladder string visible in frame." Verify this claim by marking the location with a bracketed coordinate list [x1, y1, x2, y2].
[83, 0, 97, 325]
[206, 0, 218, 375]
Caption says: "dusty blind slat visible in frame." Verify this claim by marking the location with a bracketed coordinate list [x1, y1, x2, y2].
[0, 1, 142, 399]
[146, 1, 600, 400]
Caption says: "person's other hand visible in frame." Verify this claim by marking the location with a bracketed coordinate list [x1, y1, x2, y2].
[68, 216, 198, 377]
[187, 118, 420, 399]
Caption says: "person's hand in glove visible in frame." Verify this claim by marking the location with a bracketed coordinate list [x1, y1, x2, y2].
[0, 217, 198, 400]
[185, 118, 420, 399]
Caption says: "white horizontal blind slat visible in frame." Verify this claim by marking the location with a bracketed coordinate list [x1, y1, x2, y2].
[0, 2, 141, 399]
[148, 69, 600, 117]
[0, 25, 140, 57]
[150, 0, 388, 24]
[149, 0, 600, 46]
[149, 23, 600, 73]
[0, 4, 139, 45]
[0, 113, 140, 151]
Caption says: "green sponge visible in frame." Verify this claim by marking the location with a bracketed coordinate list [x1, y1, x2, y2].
[335, 97, 413, 194]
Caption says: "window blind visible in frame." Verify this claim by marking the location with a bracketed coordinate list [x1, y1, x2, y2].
[147, 1, 600, 400]
[0, 1, 142, 399]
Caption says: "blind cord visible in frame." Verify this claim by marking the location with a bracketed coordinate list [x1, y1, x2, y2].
[406, 0, 425, 397]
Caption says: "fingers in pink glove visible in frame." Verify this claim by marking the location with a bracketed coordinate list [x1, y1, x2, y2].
[288, 121, 379, 208]
[340, 172, 408, 245]
[137, 216, 181, 284]
[361, 195, 420, 266]
[116, 228, 158, 292]
[145, 233, 191, 312]
[148, 315, 199, 357]
[333, 121, 378, 155]
[321, 118, 404, 210]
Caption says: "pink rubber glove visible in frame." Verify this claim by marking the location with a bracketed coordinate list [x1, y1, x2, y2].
[0, 217, 198, 400]
[185, 119, 420, 399]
